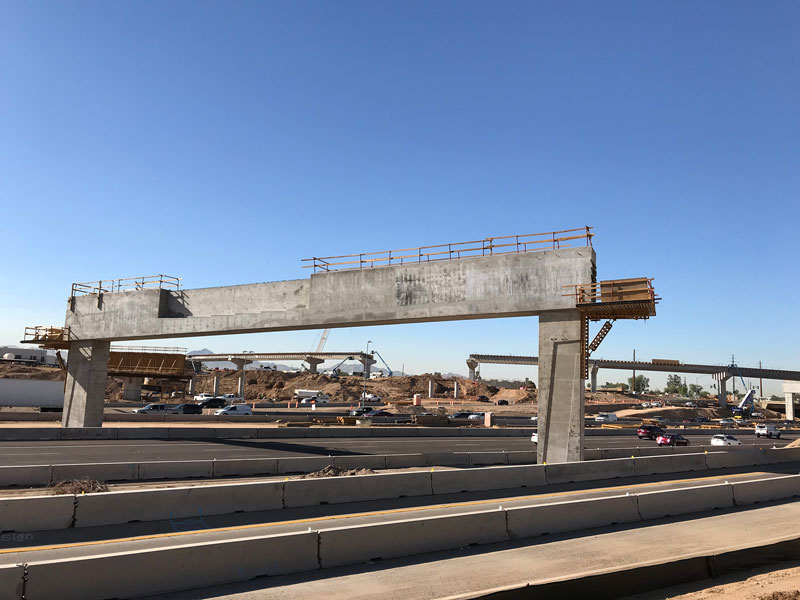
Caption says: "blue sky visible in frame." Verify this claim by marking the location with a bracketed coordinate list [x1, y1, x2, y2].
[1, 1, 798, 394]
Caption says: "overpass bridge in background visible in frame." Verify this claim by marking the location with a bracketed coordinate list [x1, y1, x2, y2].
[467, 353, 800, 417]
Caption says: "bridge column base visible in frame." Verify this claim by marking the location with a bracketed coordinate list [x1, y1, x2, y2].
[537, 310, 584, 464]
[304, 357, 324, 374]
[466, 358, 479, 381]
[62, 340, 110, 428]
[590, 365, 599, 393]
[786, 392, 796, 421]
[122, 377, 144, 402]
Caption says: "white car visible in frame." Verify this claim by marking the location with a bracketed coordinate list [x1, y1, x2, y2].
[300, 396, 329, 404]
[215, 405, 253, 416]
[710, 434, 741, 446]
[193, 393, 213, 402]
[530, 432, 538, 444]
[641, 402, 651, 409]
[755, 423, 781, 439]
[133, 403, 166, 414]
[467, 413, 485, 420]
[595, 413, 619, 423]
[530, 416, 538, 424]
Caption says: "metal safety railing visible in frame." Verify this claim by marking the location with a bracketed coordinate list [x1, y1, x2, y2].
[71, 274, 181, 296]
[563, 278, 658, 305]
[110, 345, 188, 355]
[302, 227, 593, 273]
[21, 326, 70, 346]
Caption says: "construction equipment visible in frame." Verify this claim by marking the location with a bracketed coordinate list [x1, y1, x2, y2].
[371, 349, 393, 377]
[328, 356, 354, 378]
[314, 329, 331, 353]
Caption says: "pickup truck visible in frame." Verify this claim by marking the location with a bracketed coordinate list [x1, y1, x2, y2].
[132, 403, 166, 414]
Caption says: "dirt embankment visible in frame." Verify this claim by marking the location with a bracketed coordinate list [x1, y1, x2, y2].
[0, 364, 64, 381]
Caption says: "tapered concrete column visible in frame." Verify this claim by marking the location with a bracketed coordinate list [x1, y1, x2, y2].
[716, 376, 730, 409]
[466, 358, 479, 381]
[537, 310, 584, 464]
[212, 374, 221, 396]
[359, 356, 376, 378]
[454, 381, 460, 398]
[62, 340, 111, 428]
[786, 393, 796, 421]
[304, 356, 324, 374]
[428, 380, 434, 398]
[122, 377, 144, 402]
[188, 376, 197, 395]
[590, 365, 599, 393]
[231, 359, 252, 398]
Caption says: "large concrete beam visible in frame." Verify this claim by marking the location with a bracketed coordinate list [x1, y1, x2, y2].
[65, 248, 595, 341]
[537, 310, 584, 463]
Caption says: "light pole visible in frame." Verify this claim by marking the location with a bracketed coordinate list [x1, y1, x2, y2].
[362, 340, 372, 404]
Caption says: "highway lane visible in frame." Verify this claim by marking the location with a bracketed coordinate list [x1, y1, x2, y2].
[0, 432, 792, 466]
[2, 465, 798, 564]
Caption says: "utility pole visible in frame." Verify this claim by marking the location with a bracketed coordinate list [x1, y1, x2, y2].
[759, 360, 763, 399]
[632, 349, 636, 394]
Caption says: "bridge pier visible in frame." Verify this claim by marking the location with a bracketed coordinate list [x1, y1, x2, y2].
[537, 310, 584, 464]
[590, 365, 599, 393]
[714, 374, 730, 409]
[466, 358, 479, 381]
[786, 392, 796, 421]
[359, 356, 376, 378]
[62, 340, 110, 428]
[212, 374, 221, 397]
[188, 376, 197, 396]
[122, 377, 144, 402]
[231, 359, 252, 398]
[304, 356, 324, 374]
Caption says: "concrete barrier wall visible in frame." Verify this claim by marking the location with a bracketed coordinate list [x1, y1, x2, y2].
[23, 531, 319, 600]
[318, 510, 509, 569]
[637, 483, 734, 519]
[731, 475, 800, 506]
[506, 494, 640, 538]
[0, 495, 75, 532]
[431, 464, 545, 495]
[8, 474, 800, 599]
[545, 457, 636, 485]
[283, 471, 433, 508]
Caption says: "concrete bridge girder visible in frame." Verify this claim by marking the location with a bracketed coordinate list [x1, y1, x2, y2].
[61, 246, 596, 463]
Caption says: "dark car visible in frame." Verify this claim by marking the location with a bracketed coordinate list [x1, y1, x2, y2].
[363, 410, 393, 417]
[198, 397, 227, 409]
[694, 417, 710, 423]
[476, 395, 490, 403]
[496, 399, 509, 406]
[168, 403, 202, 415]
[448, 412, 474, 419]
[656, 433, 690, 447]
[349, 407, 372, 416]
[637, 425, 665, 440]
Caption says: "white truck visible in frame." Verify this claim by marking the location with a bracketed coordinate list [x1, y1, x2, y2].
[0, 379, 64, 411]
[294, 389, 331, 403]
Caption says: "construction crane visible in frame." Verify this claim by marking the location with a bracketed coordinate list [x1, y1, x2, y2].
[328, 356, 353, 379]
[313, 329, 331, 353]
[371, 349, 393, 377]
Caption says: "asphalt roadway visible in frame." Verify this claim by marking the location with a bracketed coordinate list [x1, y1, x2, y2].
[0, 432, 792, 466]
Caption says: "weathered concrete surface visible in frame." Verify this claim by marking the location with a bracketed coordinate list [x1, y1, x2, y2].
[66, 248, 595, 340]
[62, 340, 110, 428]
[537, 310, 584, 464]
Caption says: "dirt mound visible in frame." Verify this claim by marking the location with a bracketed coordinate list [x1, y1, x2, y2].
[758, 592, 800, 600]
[49, 479, 109, 495]
[0, 364, 64, 381]
[298, 465, 376, 478]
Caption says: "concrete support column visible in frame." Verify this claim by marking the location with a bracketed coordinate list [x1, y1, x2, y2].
[188, 376, 197, 395]
[786, 393, 796, 421]
[590, 365, 599, 393]
[537, 310, 584, 464]
[359, 357, 376, 378]
[122, 377, 144, 402]
[237, 372, 246, 398]
[62, 340, 111, 428]
[466, 359, 479, 381]
[212, 374, 221, 397]
[304, 357, 324, 374]
[231, 359, 252, 399]
[717, 376, 730, 409]
[428, 380, 434, 398]
[454, 381, 460, 398]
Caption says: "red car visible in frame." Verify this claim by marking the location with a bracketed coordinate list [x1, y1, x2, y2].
[637, 425, 665, 440]
[656, 433, 690, 447]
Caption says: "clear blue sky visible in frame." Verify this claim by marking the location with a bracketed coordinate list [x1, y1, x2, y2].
[1, 1, 798, 394]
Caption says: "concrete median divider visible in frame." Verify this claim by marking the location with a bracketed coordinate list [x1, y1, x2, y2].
[275, 456, 335, 474]
[632, 453, 709, 477]
[637, 483, 734, 520]
[23, 530, 320, 600]
[283, 470, 432, 508]
[0, 465, 52, 487]
[704, 448, 771, 470]
[212, 427, 259, 439]
[332, 454, 387, 470]
[599, 448, 641, 459]
[116, 427, 170, 439]
[545, 457, 636, 485]
[60, 428, 118, 440]
[468, 451, 509, 466]
[425, 452, 470, 467]
[731, 474, 800, 506]
[51, 462, 138, 483]
[212, 457, 277, 477]
[431, 464, 545, 494]
[73, 480, 285, 527]
[764, 447, 800, 464]
[384, 453, 428, 468]
[506, 494, 640, 538]
[0, 565, 23, 599]
[0, 494, 75, 532]
[318, 509, 509, 569]
[138, 460, 213, 480]
[506, 451, 538, 465]
[257, 427, 320, 438]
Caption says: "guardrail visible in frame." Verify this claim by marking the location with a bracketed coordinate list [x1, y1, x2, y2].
[302, 227, 593, 272]
[70, 274, 181, 296]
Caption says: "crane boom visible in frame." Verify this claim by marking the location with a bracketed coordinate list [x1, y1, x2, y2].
[315, 329, 331, 353]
